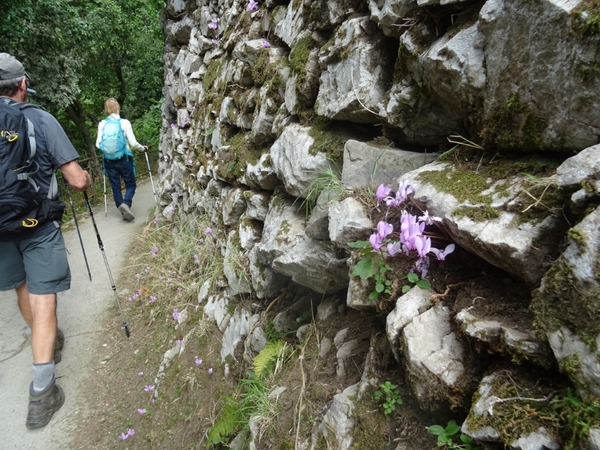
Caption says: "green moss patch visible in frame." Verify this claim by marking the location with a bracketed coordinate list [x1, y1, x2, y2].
[480, 93, 548, 151]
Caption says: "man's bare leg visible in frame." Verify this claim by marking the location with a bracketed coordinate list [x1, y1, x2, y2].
[17, 283, 56, 363]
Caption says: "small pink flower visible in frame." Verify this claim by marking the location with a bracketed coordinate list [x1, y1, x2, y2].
[261, 40, 271, 48]
[138, 371, 144, 376]
[208, 368, 213, 374]
[150, 397, 155, 404]
[248, 0, 258, 11]
[144, 385, 154, 392]
[173, 308, 180, 321]
[195, 357, 203, 366]
[194, 254, 198, 261]
[150, 295, 157, 302]
[138, 408, 146, 415]
[127, 429, 135, 437]
[204, 227, 213, 235]
[177, 339, 183, 346]
[119, 433, 128, 441]
[208, 17, 218, 29]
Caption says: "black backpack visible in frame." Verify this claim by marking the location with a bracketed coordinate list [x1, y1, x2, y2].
[0, 99, 65, 234]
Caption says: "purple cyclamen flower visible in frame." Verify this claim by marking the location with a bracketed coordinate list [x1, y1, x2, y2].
[248, 0, 258, 11]
[144, 385, 154, 392]
[208, 17, 218, 29]
[119, 433, 128, 441]
[369, 233, 383, 251]
[415, 257, 430, 278]
[138, 408, 146, 415]
[150, 246, 159, 256]
[138, 371, 144, 376]
[376, 220, 393, 239]
[145, 266, 151, 272]
[414, 235, 432, 258]
[195, 357, 203, 366]
[418, 210, 441, 225]
[170, 123, 176, 128]
[173, 308, 180, 322]
[127, 429, 135, 437]
[387, 241, 402, 257]
[177, 339, 183, 346]
[150, 295, 157, 302]
[375, 184, 391, 202]
[208, 368, 213, 374]
[431, 243, 455, 261]
[204, 227, 213, 235]
[261, 40, 271, 48]
[397, 180, 414, 200]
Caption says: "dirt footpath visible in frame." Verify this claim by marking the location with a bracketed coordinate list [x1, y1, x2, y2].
[0, 180, 155, 449]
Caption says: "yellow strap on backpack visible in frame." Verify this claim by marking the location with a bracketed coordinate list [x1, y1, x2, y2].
[22, 218, 38, 228]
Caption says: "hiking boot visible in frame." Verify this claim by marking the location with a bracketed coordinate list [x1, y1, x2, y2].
[118, 204, 134, 221]
[54, 328, 64, 364]
[26, 382, 65, 429]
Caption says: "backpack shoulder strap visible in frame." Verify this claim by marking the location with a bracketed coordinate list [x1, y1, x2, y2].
[16, 103, 37, 160]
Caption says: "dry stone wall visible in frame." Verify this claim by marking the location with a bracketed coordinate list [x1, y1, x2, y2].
[159, 0, 600, 448]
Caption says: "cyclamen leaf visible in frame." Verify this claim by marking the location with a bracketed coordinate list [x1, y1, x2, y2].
[348, 240, 370, 249]
[352, 258, 376, 279]
[445, 420, 460, 435]
[375, 283, 385, 293]
[407, 272, 419, 283]
[427, 425, 445, 436]
[416, 279, 431, 289]
[402, 285, 411, 294]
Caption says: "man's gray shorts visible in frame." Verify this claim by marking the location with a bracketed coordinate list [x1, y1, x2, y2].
[0, 227, 71, 295]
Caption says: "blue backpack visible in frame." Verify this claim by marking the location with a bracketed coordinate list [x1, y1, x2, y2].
[99, 117, 127, 160]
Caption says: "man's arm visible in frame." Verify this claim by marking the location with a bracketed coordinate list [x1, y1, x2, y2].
[60, 161, 92, 192]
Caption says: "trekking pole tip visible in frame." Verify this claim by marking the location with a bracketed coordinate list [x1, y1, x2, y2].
[123, 322, 131, 338]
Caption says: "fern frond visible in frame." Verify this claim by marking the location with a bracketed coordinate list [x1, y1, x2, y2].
[253, 339, 286, 378]
[206, 396, 242, 448]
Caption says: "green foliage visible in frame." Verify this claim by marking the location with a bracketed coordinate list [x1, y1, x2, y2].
[349, 241, 393, 301]
[1, 0, 163, 157]
[554, 388, 600, 450]
[207, 373, 274, 448]
[373, 381, 402, 415]
[207, 396, 243, 447]
[132, 101, 163, 152]
[428, 420, 478, 450]
[300, 166, 348, 215]
[403, 271, 431, 294]
[253, 340, 286, 378]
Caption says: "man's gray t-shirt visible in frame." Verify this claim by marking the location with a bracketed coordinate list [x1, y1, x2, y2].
[0, 102, 80, 241]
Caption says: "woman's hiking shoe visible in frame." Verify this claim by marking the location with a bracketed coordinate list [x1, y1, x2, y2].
[54, 328, 64, 364]
[26, 382, 65, 429]
[118, 204, 134, 221]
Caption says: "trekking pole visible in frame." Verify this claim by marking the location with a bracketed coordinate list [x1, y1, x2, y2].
[142, 144, 158, 204]
[83, 191, 131, 338]
[103, 159, 107, 217]
[103, 173, 107, 217]
[65, 183, 92, 281]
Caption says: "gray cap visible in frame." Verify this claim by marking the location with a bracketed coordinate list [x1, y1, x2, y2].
[0, 53, 35, 94]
